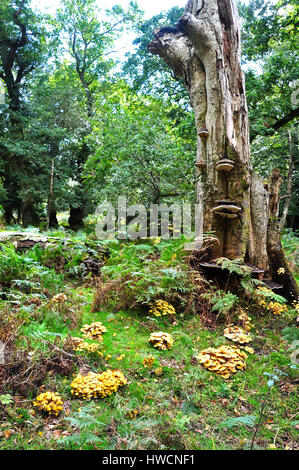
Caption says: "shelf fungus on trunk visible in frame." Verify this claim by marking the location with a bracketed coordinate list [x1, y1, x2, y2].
[212, 200, 241, 218]
[216, 158, 235, 172]
[195, 160, 206, 171]
[198, 128, 209, 140]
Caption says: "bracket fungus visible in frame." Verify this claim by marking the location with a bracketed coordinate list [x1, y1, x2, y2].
[198, 128, 209, 140]
[216, 158, 235, 172]
[212, 200, 242, 218]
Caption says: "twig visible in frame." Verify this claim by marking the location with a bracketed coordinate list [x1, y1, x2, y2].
[250, 387, 271, 450]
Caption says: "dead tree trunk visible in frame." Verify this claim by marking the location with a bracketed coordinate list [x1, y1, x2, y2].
[280, 130, 294, 231]
[148, 0, 298, 301]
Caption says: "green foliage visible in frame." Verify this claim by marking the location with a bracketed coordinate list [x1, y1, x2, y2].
[0, 394, 14, 405]
[282, 229, 299, 274]
[0, 244, 29, 286]
[209, 290, 239, 316]
[216, 257, 251, 277]
[85, 82, 196, 207]
[256, 286, 287, 304]
[0, 243, 64, 297]
[58, 405, 105, 450]
[122, 7, 186, 102]
[239, 0, 299, 140]
[98, 238, 195, 311]
[215, 257, 256, 294]
[282, 326, 299, 344]
[219, 415, 256, 429]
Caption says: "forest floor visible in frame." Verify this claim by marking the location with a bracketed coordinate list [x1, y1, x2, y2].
[0, 227, 298, 450]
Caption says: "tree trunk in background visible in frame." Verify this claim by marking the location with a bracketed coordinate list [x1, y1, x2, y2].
[280, 129, 294, 231]
[46, 159, 55, 231]
[49, 210, 59, 229]
[21, 197, 40, 228]
[148, 0, 298, 301]
[68, 206, 85, 231]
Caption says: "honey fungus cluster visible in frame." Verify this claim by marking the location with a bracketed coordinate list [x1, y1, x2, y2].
[33, 391, 64, 416]
[149, 331, 173, 350]
[223, 325, 253, 344]
[149, 300, 176, 317]
[197, 345, 247, 379]
[70, 369, 127, 400]
[81, 321, 107, 340]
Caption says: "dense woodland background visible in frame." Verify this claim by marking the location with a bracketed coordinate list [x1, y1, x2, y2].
[0, 0, 298, 452]
[0, 0, 298, 231]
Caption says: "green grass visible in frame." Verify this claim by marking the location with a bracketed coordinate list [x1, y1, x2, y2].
[0, 235, 298, 451]
[1, 285, 298, 451]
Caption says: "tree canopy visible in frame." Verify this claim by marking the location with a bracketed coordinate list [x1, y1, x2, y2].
[0, 0, 298, 229]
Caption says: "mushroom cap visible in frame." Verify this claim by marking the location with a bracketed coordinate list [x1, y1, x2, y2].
[212, 204, 241, 213]
[198, 128, 209, 138]
[216, 159, 234, 171]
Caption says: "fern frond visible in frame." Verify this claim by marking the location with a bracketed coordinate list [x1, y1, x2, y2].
[219, 415, 256, 429]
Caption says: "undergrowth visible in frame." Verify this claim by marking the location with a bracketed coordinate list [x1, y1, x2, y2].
[0, 230, 298, 451]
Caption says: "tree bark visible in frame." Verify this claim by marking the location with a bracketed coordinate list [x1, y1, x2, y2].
[267, 169, 299, 302]
[280, 129, 294, 231]
[68, 206, 85, 231]
[148, 0, 298, 301]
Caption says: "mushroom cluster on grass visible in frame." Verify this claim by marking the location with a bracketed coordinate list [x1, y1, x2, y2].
[223, 325, 253, 344]
[51, 293, 67, 304]
[142, 355, 155, 367]
[149, 331, 173, 350]
[81, 321, 107, 341]
[71, 336, 103, 355]
[149, 300, 176, 317]
[238, 311, 253, 331]
[70, 369, 127, 400]
[127, 409, 139, 419]
[197, 345, 247, 379]
[258, 298, 288, 316]
[33, 391, 64, 416]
